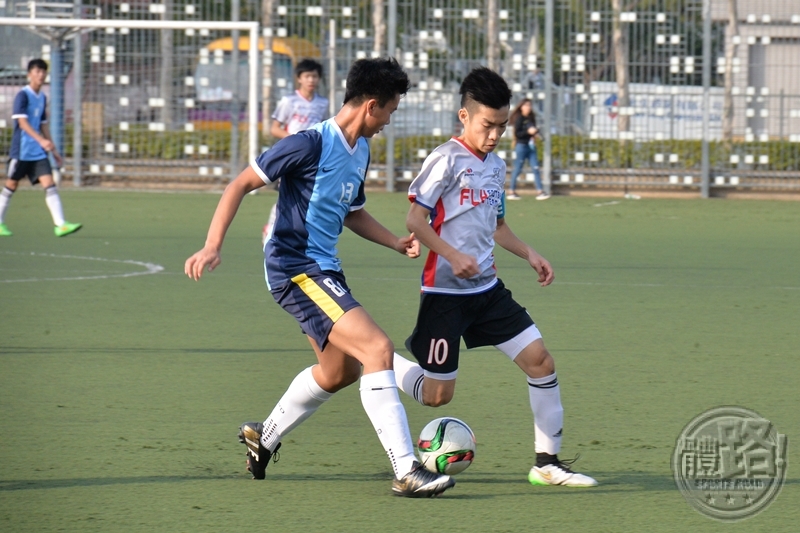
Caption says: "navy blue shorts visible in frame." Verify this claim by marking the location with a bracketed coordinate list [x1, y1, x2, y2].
[270, 269, 361, 350]
[7, 158, 52, 184]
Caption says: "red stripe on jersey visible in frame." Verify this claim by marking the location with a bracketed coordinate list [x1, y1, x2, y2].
[422, 198, 446, 288]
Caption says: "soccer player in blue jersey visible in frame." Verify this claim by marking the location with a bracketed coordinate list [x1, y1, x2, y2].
[0, 59, 81, 237]
[393, 68, 597, 487]
[185, 58, 455, 498]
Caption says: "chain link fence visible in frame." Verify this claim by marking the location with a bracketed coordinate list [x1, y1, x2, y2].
[1, 0, 799, 194]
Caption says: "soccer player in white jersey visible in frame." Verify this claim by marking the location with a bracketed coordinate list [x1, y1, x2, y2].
[393, 67, 597, 487]
[0, 59, 81, 237]
[262, 59, 329, 244]
[185, 58, 455, 498]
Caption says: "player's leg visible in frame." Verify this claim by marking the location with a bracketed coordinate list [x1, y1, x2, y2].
[529, 144, 548, 199]
[508, 143, 526, 198]
[0, 161, 26, 235]
[397, 292, 466, 406]
[242, 338, 357, 479]
[323, 307, 456, 497]
[34, 161, 81, 236]
[465, 280, 596, 487]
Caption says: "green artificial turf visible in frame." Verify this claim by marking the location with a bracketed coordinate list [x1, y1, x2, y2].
[1, 189, 798, 532]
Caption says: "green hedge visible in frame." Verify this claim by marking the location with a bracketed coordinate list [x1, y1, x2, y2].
[2, 127, 799, 171]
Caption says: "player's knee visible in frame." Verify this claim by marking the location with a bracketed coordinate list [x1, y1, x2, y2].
[369, 336, 395, 369]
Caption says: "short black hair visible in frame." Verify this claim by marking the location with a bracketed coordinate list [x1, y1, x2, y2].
[27, 58, 48, 72]
[460, 67, 512, 111]
[343, 57, 410, 107]
[295, 58, 323, 78]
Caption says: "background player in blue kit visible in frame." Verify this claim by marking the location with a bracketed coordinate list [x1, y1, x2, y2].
[0, 59, 81, 237]
[393, 68, 597, 488]
[185, 58, 455, 498]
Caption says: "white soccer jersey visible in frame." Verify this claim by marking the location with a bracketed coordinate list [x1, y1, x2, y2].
[408, 138, 507, 295]
[272, 91, 329, 134]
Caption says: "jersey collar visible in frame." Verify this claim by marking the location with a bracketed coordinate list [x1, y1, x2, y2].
[331, 118, 359, 155]
[452, 137, 487, 162]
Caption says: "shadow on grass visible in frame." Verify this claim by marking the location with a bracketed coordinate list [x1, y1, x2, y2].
[4, 471, 796, 496]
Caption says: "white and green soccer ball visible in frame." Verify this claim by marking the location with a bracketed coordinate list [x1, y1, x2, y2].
[417, 417, 476, 475]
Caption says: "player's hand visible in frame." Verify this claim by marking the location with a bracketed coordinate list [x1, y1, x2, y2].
[397, 232, 420, 258]
[527, 250, 554, 286]
[448, 251, 480, 279]
[184, 247, 221, 281]
[51, 152, 63, 167]
[40, 139, 55, 152]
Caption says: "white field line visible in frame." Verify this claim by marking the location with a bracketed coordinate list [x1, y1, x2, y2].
[0, 251, 164, 283]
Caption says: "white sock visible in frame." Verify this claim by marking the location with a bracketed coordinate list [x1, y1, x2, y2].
[260, 366, 332, 452]
[359, 370, 418, 479]
[0, 187, 13, 224]
[44, 186, 65, 226]
[393, 352, 425, 405]
[527, 373, 563, 455]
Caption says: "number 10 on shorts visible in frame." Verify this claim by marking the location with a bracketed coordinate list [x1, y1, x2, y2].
[428, 338, 449, 365]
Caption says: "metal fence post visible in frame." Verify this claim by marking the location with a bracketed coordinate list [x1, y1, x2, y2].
[542, 0, 553, 194]
[72, 0, 82, 187]
[230, 0, 240, 179]
[700, 0, 711, 198]
[386, 0, 396, 192]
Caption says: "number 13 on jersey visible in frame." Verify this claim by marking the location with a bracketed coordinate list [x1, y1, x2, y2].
[339, 182, 355, 203]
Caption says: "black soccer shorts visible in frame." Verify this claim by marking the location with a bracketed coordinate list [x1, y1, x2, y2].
[405, 279, 536, 378]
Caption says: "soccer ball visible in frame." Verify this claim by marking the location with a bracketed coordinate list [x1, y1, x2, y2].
[417, 417, 476, 475]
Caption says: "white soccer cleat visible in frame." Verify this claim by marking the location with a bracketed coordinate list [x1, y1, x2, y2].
[528, 462, 598, 487]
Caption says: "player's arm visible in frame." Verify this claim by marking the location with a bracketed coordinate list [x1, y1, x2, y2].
[494, 217, 554, 286]
[16, 116, 54, 153]
[406, 202, 479, 279]
[270, 119, 289, 139]
[344, 208, 419, 258]
[184, 166, 265, 280]
[39, 121, 62, 165]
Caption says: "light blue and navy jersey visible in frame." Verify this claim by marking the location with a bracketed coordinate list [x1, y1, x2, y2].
[252, 118, 369, 289]
[10, 86, 48, 161]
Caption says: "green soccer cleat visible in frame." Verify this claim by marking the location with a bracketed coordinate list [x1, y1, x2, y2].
[0, 222, 11, 236]
[54, 222, 82, 237]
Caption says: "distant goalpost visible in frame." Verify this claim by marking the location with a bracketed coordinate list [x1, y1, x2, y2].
[0, 16, 260, 183]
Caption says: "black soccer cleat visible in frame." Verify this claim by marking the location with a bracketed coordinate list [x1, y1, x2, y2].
[392, 461, 456, 498]
[238, 422, 280, 480]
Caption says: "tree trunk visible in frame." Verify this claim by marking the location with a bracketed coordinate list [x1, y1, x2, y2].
[261, 0, 274, 136]
[372, 0, 384, 56]
[722, 0, 739, 142]
[611, 0, 630, 135]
